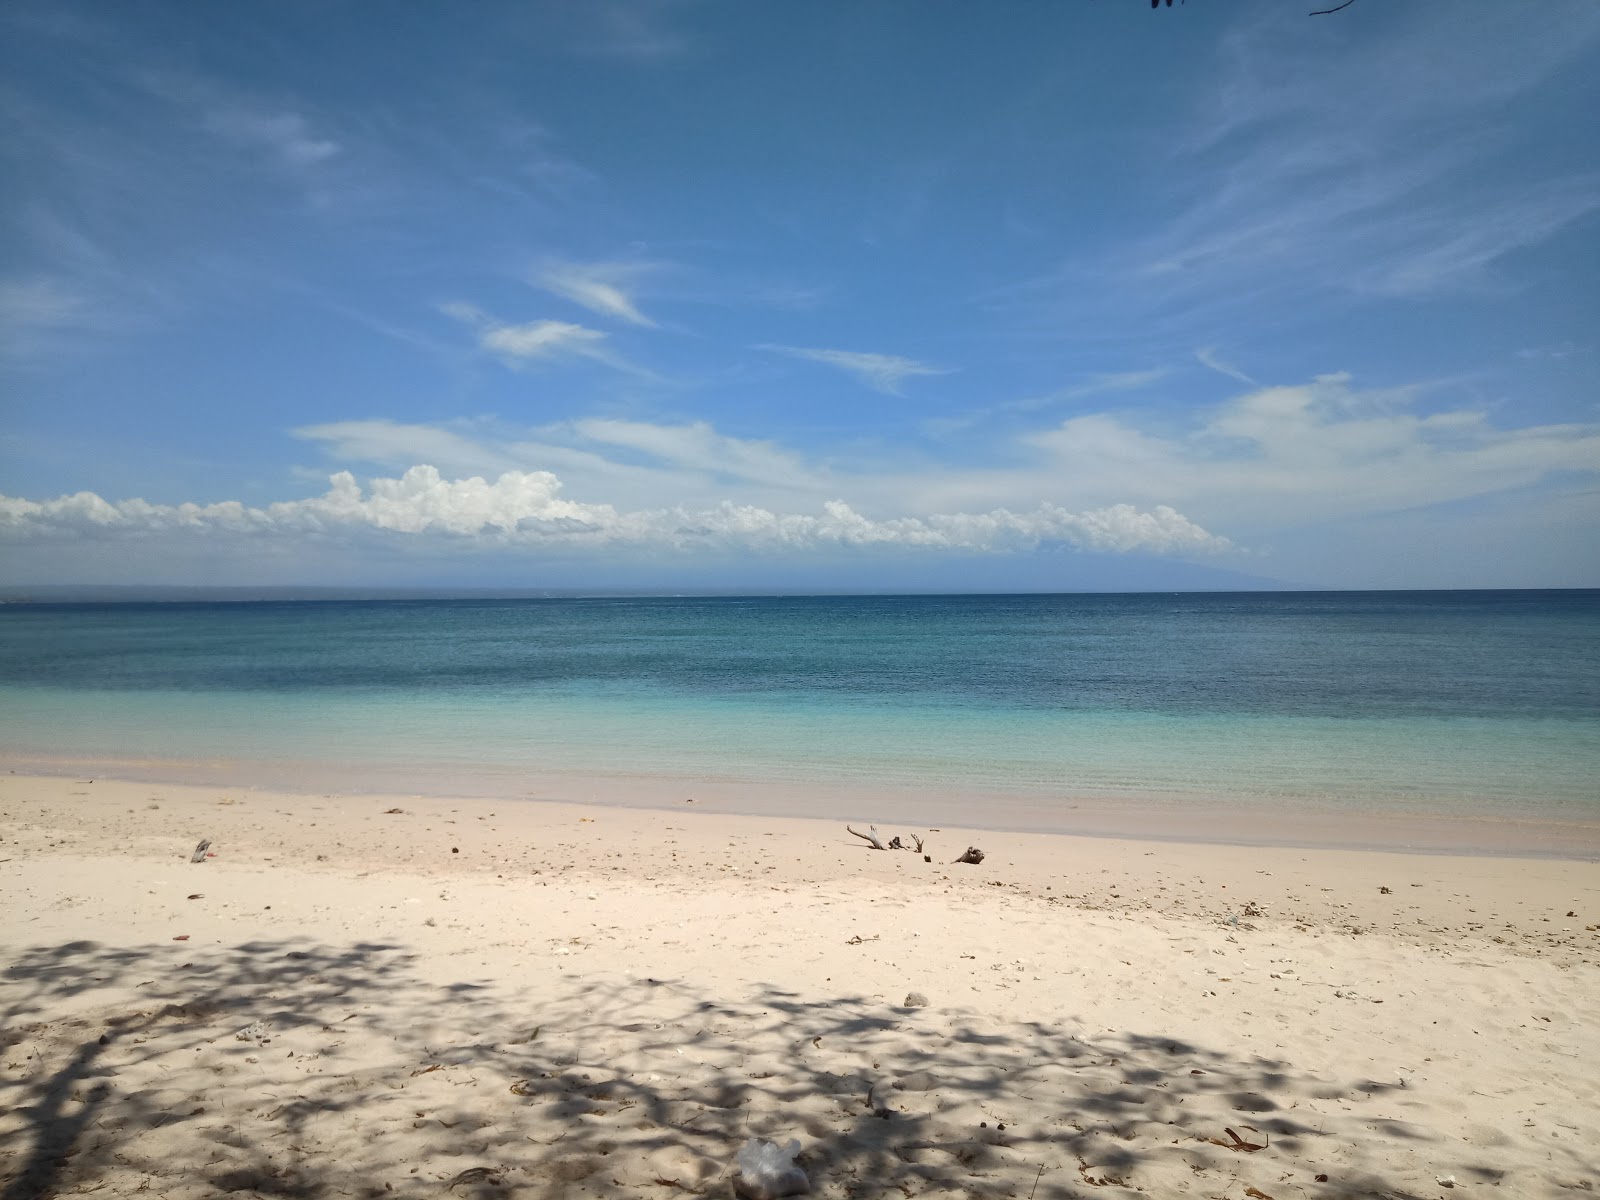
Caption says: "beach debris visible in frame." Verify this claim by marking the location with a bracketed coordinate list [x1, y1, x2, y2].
[382, 807, 406, 815]
[447, 1167, 503, 1190]
[1380, 886, 1392, 894]
[189, 838, 212, 863]
[1208, 1127, 1267, 1152]
[1243, 1189, 1276, 1200]
[903, 991, 930, 1008]
[953, 847, 985, 865]
[235, 1020, 268, 1041]
[845, 934, 880, 945]
[846, 824, 924, 853]
[651, 1147, 718, 1191]
[172, 934, 190, 941]
[733, 1138, 809, 1199]
[1436, 1175, 1457, 1188]
[848, 823, 888, 850]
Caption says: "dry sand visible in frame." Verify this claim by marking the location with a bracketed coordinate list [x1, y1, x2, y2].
[2, 772, 1598, 1199]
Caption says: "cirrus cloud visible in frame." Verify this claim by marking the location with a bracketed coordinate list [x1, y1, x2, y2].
[759, 344, 951, 395]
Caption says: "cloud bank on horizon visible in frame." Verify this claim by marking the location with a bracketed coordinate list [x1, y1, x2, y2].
[1, 0, 1597, 590]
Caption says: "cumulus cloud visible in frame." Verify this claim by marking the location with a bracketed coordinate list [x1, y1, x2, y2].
[533, 260, 657, 327]
[760, 344, 951, 395]
[0, 467, 1230, 558]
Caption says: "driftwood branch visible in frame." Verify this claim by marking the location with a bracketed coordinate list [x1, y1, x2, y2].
[953, 847, 985, 865]
[847, 825, 927, 855]
[190, 838, 212, 864]
[847, 824, 888, 851]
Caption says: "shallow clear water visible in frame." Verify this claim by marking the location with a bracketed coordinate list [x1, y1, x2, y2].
[1, 591, 1596, 820]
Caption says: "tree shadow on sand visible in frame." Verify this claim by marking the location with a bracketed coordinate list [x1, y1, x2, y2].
[2, 939, 1591, 1200]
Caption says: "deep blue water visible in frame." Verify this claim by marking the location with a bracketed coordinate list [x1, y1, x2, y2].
[1, 591, 1596, 818]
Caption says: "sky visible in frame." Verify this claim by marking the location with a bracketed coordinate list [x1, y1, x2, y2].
[2, 0, 1598, 592]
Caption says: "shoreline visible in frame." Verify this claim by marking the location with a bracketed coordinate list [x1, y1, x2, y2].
[7, 754, 1599, 859]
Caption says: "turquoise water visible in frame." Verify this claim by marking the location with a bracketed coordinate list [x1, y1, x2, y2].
[1, 592, 1596, 821]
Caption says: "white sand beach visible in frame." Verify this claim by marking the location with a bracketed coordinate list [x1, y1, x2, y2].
[3, 772, 1598, 1199]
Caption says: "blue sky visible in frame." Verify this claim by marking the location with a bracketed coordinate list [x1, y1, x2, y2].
[2, 0, 1597, 591]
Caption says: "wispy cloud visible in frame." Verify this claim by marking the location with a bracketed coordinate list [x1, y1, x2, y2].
[991, 4, 1600, 347]
[533, 260, 658, 327]
[571, 0, 694, 60]
[1195, 347, 1255, 386]
[0, 277, 88, 359]
[1059, 369, 1171, 401]
[925, 369, 1169, 437]
[1355, 175, 1600, 297]
[481, 319, 607, 361]
[1517, 343, 1590, 362]
[442, 302, 640, 373]
[572, 419, 820, 490]
[1018, 374, 1600, 532]
[204, 109, 340, 168]
[759, 345, 951, 395]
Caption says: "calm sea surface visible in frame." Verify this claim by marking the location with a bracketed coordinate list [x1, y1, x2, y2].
[1, 591, 1596, 823]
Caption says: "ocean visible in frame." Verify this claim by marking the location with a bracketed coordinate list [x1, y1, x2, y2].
[1, 591, 1596, 836]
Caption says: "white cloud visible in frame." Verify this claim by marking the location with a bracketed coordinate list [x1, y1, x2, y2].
[204, 110, 340, 167]
[571, 419, 821, 490]
[760, 344, 951, 395]
[441, 302, 653, 375]
[481, 318, 607, 361]
[0, 468, 1230, 558]
[1059, 369, 1171, 400]
[533, 260, 657, 327]
[291, 417, 821, 515]
[925, 369, 1170, 437]
[1195, 347, 1255, 385]
[292, 375, 1600, 547]
[1517, 342, 1589, 362]
[1019, 375, 1600, 530]
[7, 373, 1594, 585]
